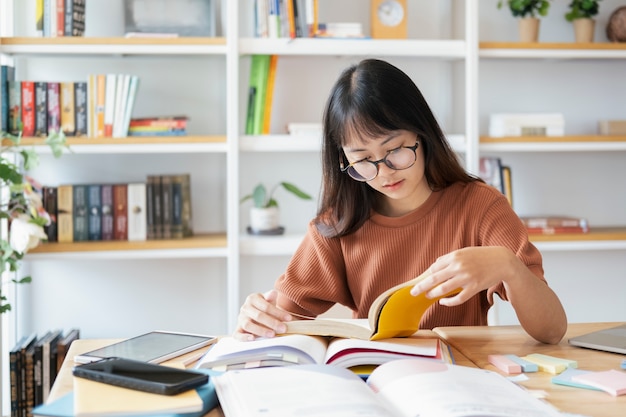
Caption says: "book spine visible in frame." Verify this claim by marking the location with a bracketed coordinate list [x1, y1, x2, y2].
[46, 82, 61, 134]
[112, 74, 127, 138]
[34, 82, 48, 137]
[8, 80, 22, 135]
[56, 185, 73, 243]
[95, 74, 106, 137]
[101, 184, 114, 240]
[127, 183, 147, 241]
[74, 81, 88, 137]
[161, 175, 173, 239]
[120, 75, 139, 137]
[43, 186, 58, 242]
[36, 0, 45, 36]
[63, 0, 73, 36]
[60, 81, 75, 136]
[87, 184, 102, 241]
[526, 226, 589, 235]
[171, 175, 184, 239]
[1, 65, 15, 133]
[180, 174, 193, 237]
[24, 345, 36, 417]
[72, 184, 88, 242]
[71, 0, 85, 36]
[9, 344, 19, 417]
[33, 344, 43, 408]
[129, 118, 187, 128]
[56, 0, 65, 36]
[262, 55, 278, 134]
[21, 81, 36, 137]
[103, 74, 117, 137]
[113, 183, 128, 240]
[146, 176, 157, 240]
[42, 0, 50, 37]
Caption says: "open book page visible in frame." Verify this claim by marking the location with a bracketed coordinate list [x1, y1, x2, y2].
[367, 359, 562, 417]
[324, 337, 439, 368]
[283, 317, 373, 339]
[214, 364, 395, 417]
[195, 335, 328, 370]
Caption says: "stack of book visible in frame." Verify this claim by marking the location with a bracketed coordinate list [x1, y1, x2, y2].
[254, 0, 319, 39]
[37, 0, 86, 37]
[245, 55, 278, 135]
[41, 174, 193, 244]
[128, 116, 188, 137]
[520, 216, 589, 235]
[9, 328, 80, 417]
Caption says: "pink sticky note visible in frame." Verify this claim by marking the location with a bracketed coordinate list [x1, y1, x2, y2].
[488, 354, 522, 374]
[571, 369, 626, 396]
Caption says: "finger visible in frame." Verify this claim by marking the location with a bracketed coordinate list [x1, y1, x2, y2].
[410, 269, 449, 296]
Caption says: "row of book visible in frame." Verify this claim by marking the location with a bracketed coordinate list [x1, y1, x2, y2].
[10, 328, 80, 417]
[128, 116, 189, 137]
[41, 174, 193, 243]
[245, 55, 278, 135]
[1, 67, 140, 139]
[36, 0, 85, 37]
[479, 157, 589, 235]
[254, 0, 319, 39]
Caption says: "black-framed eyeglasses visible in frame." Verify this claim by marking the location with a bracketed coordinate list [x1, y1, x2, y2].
[340, 141, 419, 182]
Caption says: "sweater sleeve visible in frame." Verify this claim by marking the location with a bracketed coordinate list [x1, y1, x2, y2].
[274, 221, 357, 318]
[477, 191, 547, 303]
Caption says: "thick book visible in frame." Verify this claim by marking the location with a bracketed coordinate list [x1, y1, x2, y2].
[246, 54, 271, 135]
[196, 334, 447, 372]
[21, 81, 36, 137]
[214, 359, 562, 417]
[86, 184, 102, 240]
[8, 80, 22, 135]
[56, 184, 73, 243]
[42, 330, 63, 403]
[74, 81, 88, 136]
[160, 175, 173, 239]
[283, 270, 459, 340]
[55, 328, 80, 376]
[10, 333, 37, 417]
[100, 184, 114, 240]
[146, 175, 162, 240]
[34, 81, 48, 137]
[59, 81, 75, 136]
[46, 82, 61, 134]
[112, 183, 128, 240]
[72, 184, 88, 241]
[1, 64, 15, 133]
[42, 186, 58, 242]
[127, 182, 147, 241]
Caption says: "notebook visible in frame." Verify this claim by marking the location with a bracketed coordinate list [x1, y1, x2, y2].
[568, 324, 626, 355]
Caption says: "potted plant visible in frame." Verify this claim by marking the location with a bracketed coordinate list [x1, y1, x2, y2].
[498, 0, 552, 42]
[240, 182, 312, 235]
[565, 0, 601, 43]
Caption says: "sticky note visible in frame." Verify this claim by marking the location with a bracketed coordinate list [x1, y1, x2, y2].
[571, 369, 626, 396]
[551, 368, 602, 391]
[621, 359, 626, 370]
[522, 353, 577, 374]
[488, 354, 522, 374]
[505, 354, 539, 372]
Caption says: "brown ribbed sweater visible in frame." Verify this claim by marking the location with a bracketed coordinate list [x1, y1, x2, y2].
[275, 181, 546, 329]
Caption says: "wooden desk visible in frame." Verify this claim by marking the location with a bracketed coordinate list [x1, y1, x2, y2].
[49, 330, 470, 417]
[434, 322, 626, 417]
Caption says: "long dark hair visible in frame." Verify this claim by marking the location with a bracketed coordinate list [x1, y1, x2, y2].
[315, 59, 477, 238]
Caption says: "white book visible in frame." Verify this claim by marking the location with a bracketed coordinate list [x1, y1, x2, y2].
[489, 113, 565, 137]
[127, 183, 147, 241]
[113, 74, 131, 138]
[120, 75, 140, 137]
[103, 73, 117, 137]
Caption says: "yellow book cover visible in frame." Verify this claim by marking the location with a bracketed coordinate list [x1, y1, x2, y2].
[262, 55, 278, 135]
[283, 270, 460, 340]
[57, 184, 73, 243]
[96, 74, 106, 137]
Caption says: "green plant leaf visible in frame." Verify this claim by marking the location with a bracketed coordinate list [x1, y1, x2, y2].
[280, 182, 313, 200]
[252, 184, 267, 208]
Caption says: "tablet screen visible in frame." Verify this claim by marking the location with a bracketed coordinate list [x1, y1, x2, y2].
[74, 331, 217, 364]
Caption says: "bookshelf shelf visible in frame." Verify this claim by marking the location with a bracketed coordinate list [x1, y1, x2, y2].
[26, 233, 228, 259]
[240, 135, 321, 152]
[239, 38, 466, 58]
[13, 136, 228, 154]
[0, 37, 227, 55]
[480, 136, 626, 152]
[479, 42, 626, 59]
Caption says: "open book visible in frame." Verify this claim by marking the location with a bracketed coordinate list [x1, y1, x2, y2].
[214, 359, 562, 417]
[195, 334, 450, 372]
[283, 270, 459, 340]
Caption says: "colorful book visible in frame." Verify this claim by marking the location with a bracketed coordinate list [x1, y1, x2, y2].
[87, 184, 102, 240]
[129, 116, 188, 129]
[113, 183, 128, 240]
[56, 0, 65, 37]
[95, 74, 106, 137]
[101, 184, 114, 240]
[36, 0, 45, 36]
[34, 81, 48, 137]
[7, 80, 22, 135]
[74, 81, 88, 137]
[262, 55, 278, 134]
[47, 82, 61, 134]
[42, 186, 58, 242]
[57, 184, 73, 243]
[60, 81, 75, 136]
[21, 81, 36, 137]
[72, 184, 88, 241]
[246, 55, 271, 135]
[1, 65, 16, 133]
[127, 182, 147, 241]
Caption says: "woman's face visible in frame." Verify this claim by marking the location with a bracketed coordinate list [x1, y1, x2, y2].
[342, 129, 431, 216]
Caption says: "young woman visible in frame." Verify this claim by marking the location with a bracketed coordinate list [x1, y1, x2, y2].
[235, 59, 567, 344]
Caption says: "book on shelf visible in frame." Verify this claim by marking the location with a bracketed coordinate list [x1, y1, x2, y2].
[7, 80, 22, 135]
[42, 186, 58, 242]
[36, 0, 44, 36]
[34, 81, 48, 137]
[72, 184, 88, 241]
[526, 226, 589, 235]
[501, 165, 512, 207]
[55, 328, 80, 375]
[100, 184, 114, 240]
[113, 183, 128, 240]
[146, 175, 159, 240]
[520, 216, 589, 229]
[214, 359, 563, 417]
[56, 184, 73, 243]
[55, 0, 65, 37]
[161, 175, 173, 239]
[262, 55, 278, 134]
[171, 173, 193, 238]
[86, 184, 102, 241]
[598, 120, 626, 136]
[127, 182, 147, 241]
[1, 64, 16, 133]
[9, 333, 37, 417]
[488, 113, 565, 137]
[103, 73, 117, 137]
[478, 156, 504, 195]
[282, 269, 459, 341]
[195, 333, 449, 373]
[129, 116, 188, 129]
[21, 81, 36, 137]
[46, 82, 61, 134]
[120, 75, 140, 137]
[64, 0, 85, 36]
[41, 330, 63, 403]
[60, 81, 75, 136]
[74, 81, 88, 136]
[245, 54, 272, 135]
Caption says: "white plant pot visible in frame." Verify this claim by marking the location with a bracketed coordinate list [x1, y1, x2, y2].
[249, 207, 280, 233]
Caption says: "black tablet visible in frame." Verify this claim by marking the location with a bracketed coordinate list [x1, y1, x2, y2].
[73, 331, 217, 364]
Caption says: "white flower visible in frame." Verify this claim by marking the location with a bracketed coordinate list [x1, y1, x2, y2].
[9, 214, 47, 253]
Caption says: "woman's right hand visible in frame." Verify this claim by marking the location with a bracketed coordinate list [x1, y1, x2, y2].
[233, 290, 293, 341]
